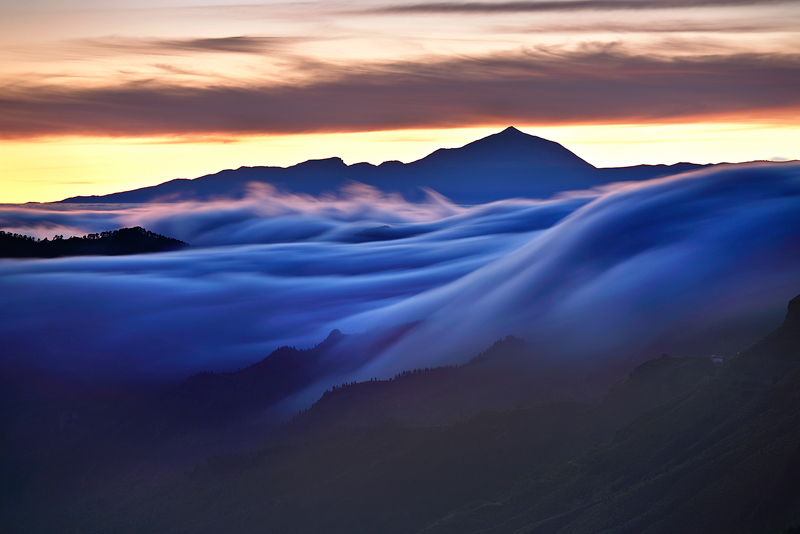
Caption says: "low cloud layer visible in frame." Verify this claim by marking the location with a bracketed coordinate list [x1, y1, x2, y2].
[0, 185, 585, 381]
[1, 164, 799, 388]
[347, 162, 800, 377]
[2, 48, 798, 138]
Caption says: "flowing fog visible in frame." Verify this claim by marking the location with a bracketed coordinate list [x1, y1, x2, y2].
[1, 164, 799, 384]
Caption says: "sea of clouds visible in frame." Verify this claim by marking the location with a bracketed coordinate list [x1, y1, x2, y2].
[1, 163, 799, 385]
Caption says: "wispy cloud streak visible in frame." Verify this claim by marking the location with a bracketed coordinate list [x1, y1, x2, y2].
[500, 19, 799, 33]
[71, 35, 299, 56]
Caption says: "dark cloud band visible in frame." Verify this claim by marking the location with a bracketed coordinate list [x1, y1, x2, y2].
[1, 48, 798, 138]
[72, 35, 293, 56]
[368, 0, 796, 14]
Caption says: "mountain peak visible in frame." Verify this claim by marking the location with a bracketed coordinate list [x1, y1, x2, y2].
[288, 157, 347, 171]
[498, 126, 523, 136]
[414, 126, 594, 170]
[475, 126, 554, 147]
[326, 329, 344, 341]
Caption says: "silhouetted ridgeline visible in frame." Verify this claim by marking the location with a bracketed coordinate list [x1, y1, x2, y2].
[0, 226, 187, 258]
[289, 336, 613, 431]
[145, 324, 422, 431]
[57, 127, 714, 204]
[152, 329, 349, 429]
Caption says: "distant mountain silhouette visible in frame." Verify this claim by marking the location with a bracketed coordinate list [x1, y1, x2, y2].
[416, 127, 594, 169]
[0, 226, 187, 258]
[58, 127, 712, 204]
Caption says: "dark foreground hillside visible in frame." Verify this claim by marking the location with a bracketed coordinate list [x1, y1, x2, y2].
[0, 226, 186, 258]
[2, 296, 800, 533]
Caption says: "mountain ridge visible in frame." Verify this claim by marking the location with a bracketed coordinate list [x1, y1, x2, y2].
[57, 127, 711, 205]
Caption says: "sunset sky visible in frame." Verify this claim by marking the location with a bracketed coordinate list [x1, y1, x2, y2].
[2, 0, 799, 203]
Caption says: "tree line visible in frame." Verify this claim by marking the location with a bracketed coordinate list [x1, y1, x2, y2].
[0, 226, 187, 258]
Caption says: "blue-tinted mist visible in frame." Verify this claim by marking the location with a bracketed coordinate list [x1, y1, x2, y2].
[0, 185, 583, 381]
[344, 163, 800, 378]
[1, 164, 798, 386]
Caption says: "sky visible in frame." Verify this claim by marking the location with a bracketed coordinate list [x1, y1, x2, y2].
[1, 0, 800, 202]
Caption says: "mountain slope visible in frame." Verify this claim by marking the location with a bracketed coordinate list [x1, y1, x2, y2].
[61, 294, 800, 534]
[5, 287, 799, 534]
[421, 371, 800, 534]
[35, 355, 726, 534]
[420, 294, 800, 534]
[290, 336, 585, 431]
[290, 337, 712, 434]
[737, 294, 800, 362]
